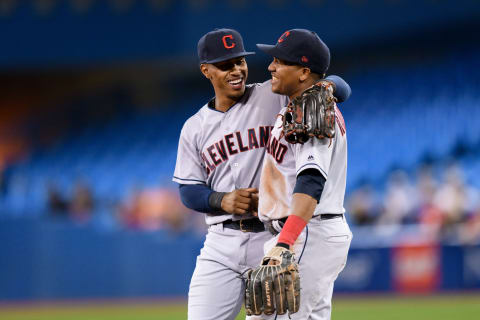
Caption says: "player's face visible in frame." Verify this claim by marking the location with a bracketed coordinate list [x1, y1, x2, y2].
[208, 57, 248, 99]
[268, 57, 303, 98]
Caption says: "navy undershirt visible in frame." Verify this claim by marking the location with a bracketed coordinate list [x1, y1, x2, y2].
[293, 168, 326, 202]
[325, 75, 351, 103]
[178, 168, 325, 212]
[178, 184, 213, 213]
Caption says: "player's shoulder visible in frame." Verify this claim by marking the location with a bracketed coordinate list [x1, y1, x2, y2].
[248, 80, 274, 92]
[181, 102, 209, 132]
[247, 80, 288, 102]
[334, 105, 347, 137]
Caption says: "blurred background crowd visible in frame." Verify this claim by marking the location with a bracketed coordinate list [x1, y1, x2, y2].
[0, 0, 479, 301]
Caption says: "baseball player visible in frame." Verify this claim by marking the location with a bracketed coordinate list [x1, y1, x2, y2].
[248, 29, 353, 319]
[172, 28, 351, 320]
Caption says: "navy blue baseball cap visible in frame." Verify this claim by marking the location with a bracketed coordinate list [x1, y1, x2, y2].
[198, 28, 255, 64]
[256, 29, 330, 75]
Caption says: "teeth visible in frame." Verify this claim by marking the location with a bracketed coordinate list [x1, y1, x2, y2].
[229, 78, 242, 85]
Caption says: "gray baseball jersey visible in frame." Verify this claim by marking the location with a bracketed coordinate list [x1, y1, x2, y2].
[173, 80, 289, 224]
[255, 98, 351, 320]
[258, 104, 348, 221]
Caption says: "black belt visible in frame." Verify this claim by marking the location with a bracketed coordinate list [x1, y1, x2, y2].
[222, 218, 266, 233]
[317, 213, 344, 220]
[278, 213, 343, 224]
[268, 214, 343, 235]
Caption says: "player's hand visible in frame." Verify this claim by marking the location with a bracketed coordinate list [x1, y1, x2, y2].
[221, 188, 259, 215]
[245, 246, 300, 316]
[250, 192, 259, 216]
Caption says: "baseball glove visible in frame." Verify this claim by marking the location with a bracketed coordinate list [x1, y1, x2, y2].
[283, 80, 337, 144]
[245, 246, 300, 316]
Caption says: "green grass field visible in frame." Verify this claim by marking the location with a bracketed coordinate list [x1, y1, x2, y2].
[1, 294, 479, 320]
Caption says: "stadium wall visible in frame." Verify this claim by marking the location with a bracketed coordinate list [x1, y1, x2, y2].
[0, 219, 479, 301]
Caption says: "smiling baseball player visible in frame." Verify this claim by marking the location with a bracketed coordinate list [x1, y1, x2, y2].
[172, 28, 351, 320]
[245, 29, 352, 319]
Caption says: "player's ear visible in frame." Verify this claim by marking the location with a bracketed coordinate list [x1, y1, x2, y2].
[200, 64, 211, 79]
[299, 67, 311, 82]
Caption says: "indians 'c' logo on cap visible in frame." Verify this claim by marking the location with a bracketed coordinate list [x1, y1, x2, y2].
[222, 35, 236, 49]
[278, 31, 290, 43]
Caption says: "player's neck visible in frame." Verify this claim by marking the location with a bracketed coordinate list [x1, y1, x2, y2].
[289, 78, 317, 101]
[214, 95, 239, 112]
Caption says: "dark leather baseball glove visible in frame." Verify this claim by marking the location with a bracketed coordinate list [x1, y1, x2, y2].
[283, 80, 337, 144]
[245, 246, 300, 316]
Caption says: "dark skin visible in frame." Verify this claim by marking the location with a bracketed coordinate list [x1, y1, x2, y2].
[200, 56, 258, 215]
[268, 57, 323, 100]
[200, 57, 248, 112]
[221, 188, 259, 216]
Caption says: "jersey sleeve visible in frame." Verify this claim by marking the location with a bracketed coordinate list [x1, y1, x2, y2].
[294, 136, 335, 180]
[172, 120, 207, 185]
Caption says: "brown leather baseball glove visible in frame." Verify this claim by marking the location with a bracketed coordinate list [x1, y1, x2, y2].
[245, 246, 300, 316]
[283, 80, 337, 144]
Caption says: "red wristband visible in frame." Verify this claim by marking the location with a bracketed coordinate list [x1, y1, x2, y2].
[277, 215, 308, 247]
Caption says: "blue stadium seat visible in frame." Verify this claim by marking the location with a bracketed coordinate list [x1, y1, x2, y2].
[1, 49, 479, 217]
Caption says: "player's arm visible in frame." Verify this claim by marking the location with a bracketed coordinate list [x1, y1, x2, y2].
[179, 184, 258, 215]
[276, 169, 326, 249]
[178, 184, 213, 213]
[325, 74, 351, 103]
